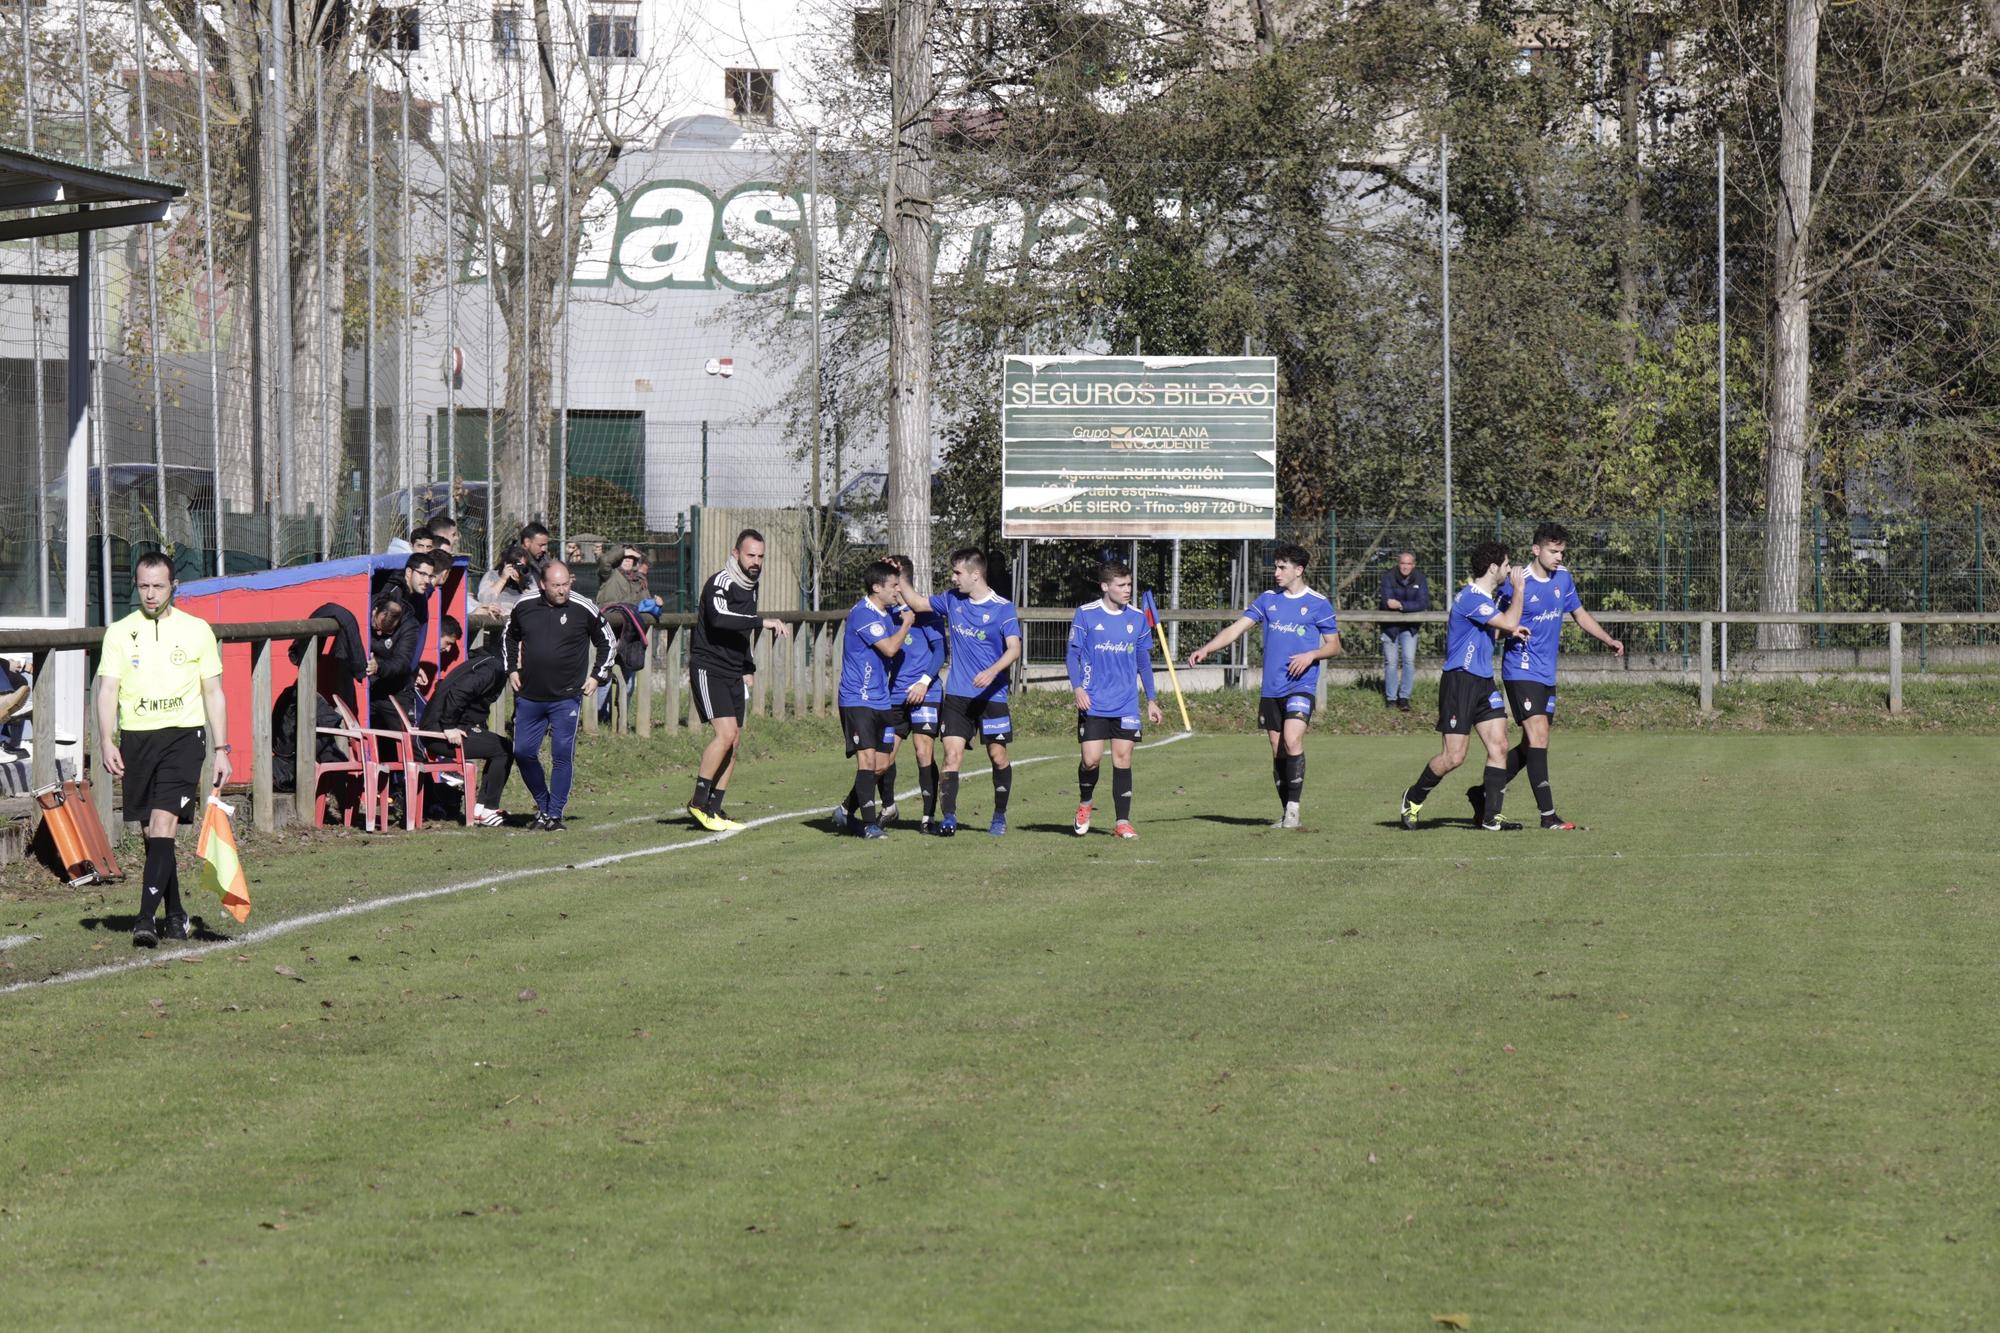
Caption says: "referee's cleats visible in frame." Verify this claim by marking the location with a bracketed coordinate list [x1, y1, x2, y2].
[1466, 785, 1486, 825]
[935, 814, 958, 837]
[131, 918, 159, 948]
[1398, 795, 1423, 830]
[1479, 815, 1522, 832]
[161, 915, 190, 942]
[860, 823, 888, 840]
[989, 813, 1008, 837]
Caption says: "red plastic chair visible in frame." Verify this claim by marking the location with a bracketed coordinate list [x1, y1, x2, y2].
[388, 698, 480, 830]
[321, 695, 400, 832]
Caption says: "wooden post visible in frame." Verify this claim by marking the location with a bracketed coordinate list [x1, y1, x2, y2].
[1698, 619, 1714, 713]
[29, 648, 55, 792]
[813, 624, 831, 715]
[792, 622, 809, 720]
[250, 638, 274, 831]
[663, 631, 682, 730]
[294, 636, 318, 826]
[581, 674, 599, 733]
[1888, 620, 1903, 714]
[635, 648, 652, 737]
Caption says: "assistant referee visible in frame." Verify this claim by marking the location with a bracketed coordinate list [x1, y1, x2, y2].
[95, 551, 231, 947]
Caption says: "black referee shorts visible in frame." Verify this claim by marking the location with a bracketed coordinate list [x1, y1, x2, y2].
[121, 725, 206, 823]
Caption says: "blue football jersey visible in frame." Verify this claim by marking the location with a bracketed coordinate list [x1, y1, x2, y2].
[938, 590, 1020, 704]
[1066, 600, 1157, 719]
[838, 598, 900, 708]
[891, 608, 946, 702]
[1443, 583, 1505, 678]
[1244, 588, 1339, 697]
[1498, 568, 1582, 686]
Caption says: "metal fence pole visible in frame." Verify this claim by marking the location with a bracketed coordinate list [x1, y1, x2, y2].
[314, 50, 331, 560]
[401, 76, 414, 519]
[196, 23, 226, 575]
[1920, 521, 1930, 672]
[1888, 620, 1903, 713]
[1977, 504, 1986, 647]
[442, 52, 457, 519]
[1656, 508, 1667, 653]
[1440, 133, 1455, 588]
[557, 115, 573, 551]
[1717, 134, 1730, 687]
[1813, 503, 1825, 648]
[481, 118, 496, 566]
[132, 0, 169, 544]
[21, 0, 48, 612]
[365, 77, 378, 549]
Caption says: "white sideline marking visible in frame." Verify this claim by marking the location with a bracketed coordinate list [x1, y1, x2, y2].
[0, 732, 1194, 998]
[0, 934, 37, 952]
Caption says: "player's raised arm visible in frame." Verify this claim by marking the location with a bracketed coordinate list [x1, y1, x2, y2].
[1483, 565, 1529, 635]
[1189, 616, 1257, 666]
[872, 606, 918, 659]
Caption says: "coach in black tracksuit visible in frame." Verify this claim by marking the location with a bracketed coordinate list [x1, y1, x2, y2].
[685, 528, 790, 828]
[423, 644, 514, 823]
[503, 560, 614, 831]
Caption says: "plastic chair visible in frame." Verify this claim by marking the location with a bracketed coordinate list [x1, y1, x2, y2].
[388, 698, 480, 830]
[322, 695, 400, 832]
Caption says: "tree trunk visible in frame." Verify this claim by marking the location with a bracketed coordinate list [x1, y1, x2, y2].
[1762, 0, 1826, 650]
[1616, 5, 1641, 369]
[886, 0, 936, 583]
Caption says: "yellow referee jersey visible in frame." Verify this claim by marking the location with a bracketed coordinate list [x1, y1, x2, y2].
[97, 606, 223, 731]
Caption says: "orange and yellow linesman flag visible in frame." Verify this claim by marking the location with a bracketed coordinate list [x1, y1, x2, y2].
[197, 795, 251, 924]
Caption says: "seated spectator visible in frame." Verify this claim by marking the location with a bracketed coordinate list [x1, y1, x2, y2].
[418, 615, 466, 697]
[0, 654, 31, 761]
[366, 597, 420, 738]
[422, 641, 514, 827]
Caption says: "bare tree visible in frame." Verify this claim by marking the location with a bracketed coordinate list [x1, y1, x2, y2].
[1761, 0, 1825, 649]
[885, 0, 937, 582]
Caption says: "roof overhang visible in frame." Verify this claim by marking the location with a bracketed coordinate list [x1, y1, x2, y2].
[0, 143, 186, 244]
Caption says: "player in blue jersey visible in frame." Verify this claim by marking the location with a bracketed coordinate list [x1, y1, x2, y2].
[1470, 521, 1625, 830]
[1187, 543, 1342, 829]
[832, 560, 917, 839]
[1067, 561, 1165, 838]
[835, 553, 948, 833]
[899, 548, 1023, 836]
[1398, 541, 1529, 831]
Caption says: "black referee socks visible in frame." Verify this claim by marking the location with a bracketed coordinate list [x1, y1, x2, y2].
[139, 836, 175, 924]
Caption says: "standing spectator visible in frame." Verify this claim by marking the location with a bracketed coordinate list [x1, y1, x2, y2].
[684, 529, 791, 830]
[504, 560, 614, 831]
[428, 513, 459, 554]
[597, 545, 645, 609]
[94, 551, 231, 947]
[0, 655, 30, 760]
[518, 522, 553, 588]
[1378, 550, 1429, 712]
[383, 551, 439, 627]
[423, 641, 514, 826]
[477, 544, 533, 619]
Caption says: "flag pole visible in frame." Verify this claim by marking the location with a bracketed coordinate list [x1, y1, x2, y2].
[1144, 591, 1192, 732]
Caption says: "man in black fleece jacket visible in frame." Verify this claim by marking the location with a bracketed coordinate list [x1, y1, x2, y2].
[503, 560, 614, 830]
[423, 644, 514, 825]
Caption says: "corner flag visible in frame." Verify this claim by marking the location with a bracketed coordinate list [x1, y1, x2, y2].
[197, 795, 251, 923]
[1141, 590, 1193, 732]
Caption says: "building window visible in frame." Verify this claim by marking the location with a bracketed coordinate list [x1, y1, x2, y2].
[367, 5, 420, 51]
[492, 7, 525, 59]
[852, 7, 889, 70]
[725, 67, 776, 122]
[587, 9, 638, 60]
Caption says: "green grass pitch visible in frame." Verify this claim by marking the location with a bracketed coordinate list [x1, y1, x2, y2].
[0, 715, 1993, 1328]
